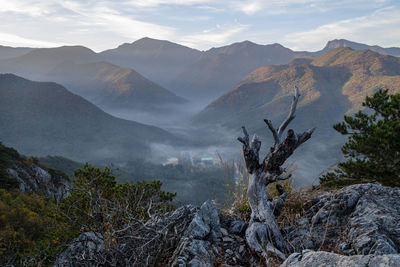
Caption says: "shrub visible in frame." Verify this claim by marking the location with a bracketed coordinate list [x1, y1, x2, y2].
[0, 142, 20, 189]
[0, 189, 75, 266]
[0, 163, 177, 266]
[60, 164, 176, 233]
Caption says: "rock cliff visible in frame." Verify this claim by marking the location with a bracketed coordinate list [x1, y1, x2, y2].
[1, 142, 70, 200]
[6, 161, 70, 201]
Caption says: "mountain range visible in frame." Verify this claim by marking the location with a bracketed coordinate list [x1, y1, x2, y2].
[102, 38, 400, 102]
[2, 38, 398, 107]
[314, 39, 400, 57]
[0, 45, 35, 60]
[100, 37, 203, 88]
[0, 46, 185, 113]
[195, 47, 400, 137]
[1, 38, 399, 185]
[47, 61, 186, 111]
[0, 74, 180, 162]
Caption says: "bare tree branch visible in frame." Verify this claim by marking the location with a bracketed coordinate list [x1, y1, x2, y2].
[277, 86, 300, 139]
[237, 126, 249, 147]
[295, 127, 315, 149]
[264, 119, 279, 146]
[238, 126, 261, 174]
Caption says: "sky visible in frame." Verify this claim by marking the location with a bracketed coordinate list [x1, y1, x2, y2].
[0, 0, 399, 52]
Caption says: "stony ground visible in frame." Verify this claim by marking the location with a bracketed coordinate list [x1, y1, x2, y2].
[53, 183, 400, 266]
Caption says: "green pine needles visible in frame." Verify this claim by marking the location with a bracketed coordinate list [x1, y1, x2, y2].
[320, 89, 400, 187]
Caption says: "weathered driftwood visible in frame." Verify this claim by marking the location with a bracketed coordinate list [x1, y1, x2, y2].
[237, 86, 314, 262]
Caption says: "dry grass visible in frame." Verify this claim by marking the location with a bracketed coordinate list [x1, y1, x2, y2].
[276, 189, 308, 228]
[276, 185, 335, 228]
[219, 156, 252, 221]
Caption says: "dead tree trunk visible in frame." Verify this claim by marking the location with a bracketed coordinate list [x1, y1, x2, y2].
[237, 86, 314, 263]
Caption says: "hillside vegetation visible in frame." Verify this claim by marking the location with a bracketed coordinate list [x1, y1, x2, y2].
[0, 74, 179, 162]
[196, 47, 400, 136]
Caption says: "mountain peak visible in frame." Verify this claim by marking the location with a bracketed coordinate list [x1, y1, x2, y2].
[21, 45, 98, 60]
[132, 37, 170, 45]
[321, 39, 400, 56]
[238, 40, 257, 46]
[324, 39, 357, 50]
[114, 37, 197, 52]
[32, 45, 96, 54]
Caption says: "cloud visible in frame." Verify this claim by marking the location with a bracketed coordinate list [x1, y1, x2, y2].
[0, 0, 397, 51]
[124, 0, 213, 8]
[0, 0, 55, 17]
[0, 0, 178, 51]
[179, 24, 249, 49]
[282, 6, 400, 50]
[0, 32, 65, 47]
[59, 1, 176, 39]
[229, 0, 395, 16]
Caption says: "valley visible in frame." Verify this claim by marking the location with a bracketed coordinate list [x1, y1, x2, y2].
[1, 38, 399, 199]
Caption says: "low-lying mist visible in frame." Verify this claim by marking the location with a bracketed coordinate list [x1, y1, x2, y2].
[89, 103, 346, 204]
[104, 100, 207, 128]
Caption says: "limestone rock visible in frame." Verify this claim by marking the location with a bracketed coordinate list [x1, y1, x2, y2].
[281, 250, 400, 267]
[53, 232, 104, 267]
[169, 200, 252, 267]
[285, 183, 400, 255]
[170, 200, 221, 266]
[229, 219, 247, 236]
[184, 200, 222, 241]
[7, 162, 70, 201]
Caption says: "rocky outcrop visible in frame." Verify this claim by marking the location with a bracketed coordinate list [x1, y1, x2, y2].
[281, 250, 400, 267]
[53, 200, 253, 266]
[52, 205, 198, 266]
[169, 200, 253, 266]
[53, 232, 104, 267]
[7, 161, 70, 201]
[284, 183, 400, 256]
[169, 200, 221, 266]
[52, 183, 400, 266]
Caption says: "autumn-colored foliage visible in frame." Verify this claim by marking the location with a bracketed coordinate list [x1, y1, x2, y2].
[0, 163, 176, 266]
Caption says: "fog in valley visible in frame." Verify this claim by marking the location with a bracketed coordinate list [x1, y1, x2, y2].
[100, 99, 346, 204]
[1, 36, 396, 204]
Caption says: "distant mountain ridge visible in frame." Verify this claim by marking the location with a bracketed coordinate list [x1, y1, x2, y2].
[169, 41, 296, 100]
[0, 46, 185, 111]
[0, 38, 398, 108]
[0, 46, 99, 76]
[195, 47, 400, 135]
[317, 39, 400, 57]
[100, 37, 202, 87]
[47, 61, 186, 110]
[99, 37, 400, 103]
[0, 74, 180, 162]
[0, 45, 35, 60]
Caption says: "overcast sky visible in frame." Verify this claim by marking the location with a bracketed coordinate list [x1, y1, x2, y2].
[0, 0, 399, 52]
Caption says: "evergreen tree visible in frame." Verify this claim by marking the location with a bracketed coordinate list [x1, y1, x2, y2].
[320, 89, 400, 187]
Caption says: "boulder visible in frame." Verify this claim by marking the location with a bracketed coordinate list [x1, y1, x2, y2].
[169, 200, 221, 266]
[281, 250, 400, 267]
[184, 200, 222, 241]
[285, 183, 400, 255]
[169, 200, 252, 266]
[229, 219, 247, 236]
[53, 232, 104, 267]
